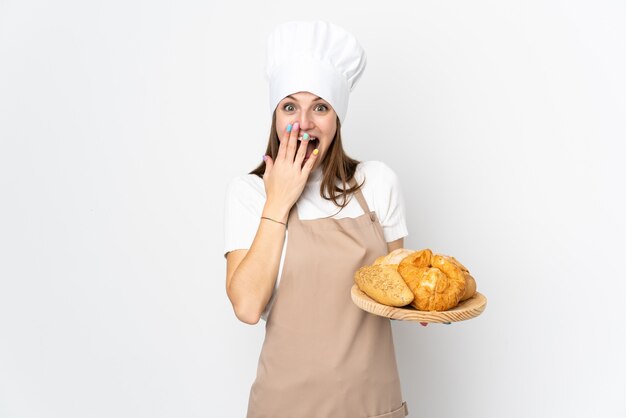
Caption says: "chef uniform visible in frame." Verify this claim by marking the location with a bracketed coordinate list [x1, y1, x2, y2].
[233, 21, 409, 417]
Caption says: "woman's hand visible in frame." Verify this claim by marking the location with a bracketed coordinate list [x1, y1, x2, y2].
[262, 122, 319, 221]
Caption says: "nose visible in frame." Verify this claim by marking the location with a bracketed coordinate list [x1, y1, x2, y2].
[297, 112, 315, 133]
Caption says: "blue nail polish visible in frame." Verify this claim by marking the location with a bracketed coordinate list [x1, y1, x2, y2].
[303, 133, 309, 140]
[287, 124, 292, 132]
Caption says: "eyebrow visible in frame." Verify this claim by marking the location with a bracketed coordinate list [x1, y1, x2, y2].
[285, 95, 325, 102]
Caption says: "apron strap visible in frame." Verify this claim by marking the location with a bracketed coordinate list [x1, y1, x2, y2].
[349, 176, 375, 221]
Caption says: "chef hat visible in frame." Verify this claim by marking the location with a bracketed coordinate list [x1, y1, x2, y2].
[265, 21, 367, 125]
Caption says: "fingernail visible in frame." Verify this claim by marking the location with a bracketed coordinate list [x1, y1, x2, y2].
[262, 155, 267, 161]
[286, 124, 292, 132]
[293, 122, 299, 130]
[420, 322, 428, 327]
[443, 322, 451, 325]
[303, 133, 309, 140]
[313, 149, 319, 155]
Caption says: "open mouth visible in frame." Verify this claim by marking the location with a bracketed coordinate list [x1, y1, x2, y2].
[297, 137, 320, 159]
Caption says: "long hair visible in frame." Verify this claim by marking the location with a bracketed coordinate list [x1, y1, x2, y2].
[249, 110, 365, 212]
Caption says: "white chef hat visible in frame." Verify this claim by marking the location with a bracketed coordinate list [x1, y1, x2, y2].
[265, 21, 367, 125]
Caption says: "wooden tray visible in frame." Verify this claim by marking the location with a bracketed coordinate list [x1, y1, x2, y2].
[350, 284, 487, 323]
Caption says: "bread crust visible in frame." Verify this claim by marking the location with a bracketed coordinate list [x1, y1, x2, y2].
[397, 250, 467, 311]
[373, 248, 417, 266]
[460, 273, 476, 301]
[398, 248, 432, 269]
[354, 264, 415, 307]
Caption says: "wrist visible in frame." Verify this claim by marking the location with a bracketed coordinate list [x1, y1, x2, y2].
[262, 202, 290, 224]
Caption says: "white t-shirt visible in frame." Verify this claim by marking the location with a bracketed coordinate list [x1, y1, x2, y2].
[223, 160, 409, 320]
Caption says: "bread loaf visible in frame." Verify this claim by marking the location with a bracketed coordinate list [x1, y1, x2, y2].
[354, 264, 415, 307]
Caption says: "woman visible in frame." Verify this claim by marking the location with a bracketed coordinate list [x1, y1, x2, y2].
[224, 21, 410, 417]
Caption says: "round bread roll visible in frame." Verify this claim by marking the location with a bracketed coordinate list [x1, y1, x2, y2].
[460, 273, 476, 301]
[354, 264, 415, 307]
[372, 254, 390, 266]
[373, 248, 417, 267]
[398, 249, 466, 311]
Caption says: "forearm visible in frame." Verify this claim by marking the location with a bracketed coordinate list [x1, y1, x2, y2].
[228, 202, 290, 323]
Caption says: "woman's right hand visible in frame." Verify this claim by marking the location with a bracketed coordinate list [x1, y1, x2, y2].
[262, 122, 319, 221]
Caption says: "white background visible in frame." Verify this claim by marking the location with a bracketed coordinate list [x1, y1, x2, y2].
[1, 1, 625, 417]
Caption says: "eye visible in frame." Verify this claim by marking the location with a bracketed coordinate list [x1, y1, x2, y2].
[282, 103, 296, 112]
[315, 104, 328, 112]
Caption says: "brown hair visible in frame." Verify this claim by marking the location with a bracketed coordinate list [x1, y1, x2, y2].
[249, 111, 365, 213]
